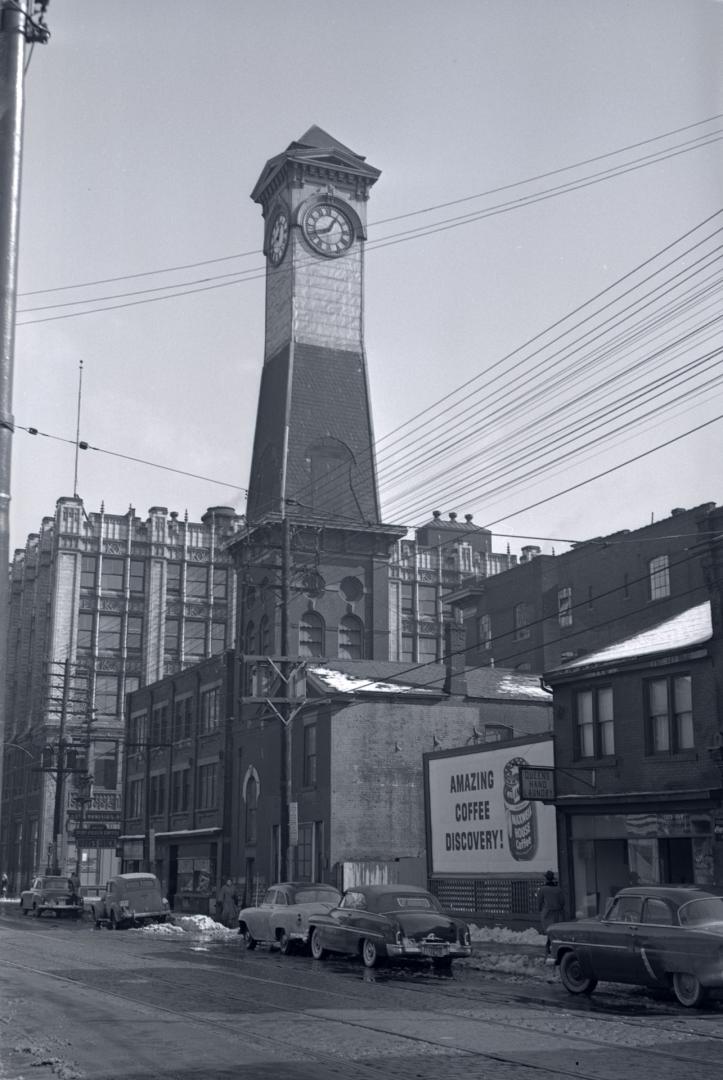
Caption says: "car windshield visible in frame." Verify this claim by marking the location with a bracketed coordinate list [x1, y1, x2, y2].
[294, 888, 339, 904]
[678, 897, 723, 927]
[43, 877, 69, 889]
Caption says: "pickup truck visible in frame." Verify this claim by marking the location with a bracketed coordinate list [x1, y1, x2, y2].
[91, 872, 171, 929]
[20, 876, 84, 918]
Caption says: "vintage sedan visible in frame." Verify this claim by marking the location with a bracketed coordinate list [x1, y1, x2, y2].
[20, 876, 83, 918]
[549, 885, 723, 1007]
[308, 884, 472, 969]
[238, 882, 341, 954]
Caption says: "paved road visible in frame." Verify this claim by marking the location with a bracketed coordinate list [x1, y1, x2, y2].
[1, 904, 723, 1080]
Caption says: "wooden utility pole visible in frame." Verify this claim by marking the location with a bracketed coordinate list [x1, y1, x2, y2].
[0, 0, 48, 820]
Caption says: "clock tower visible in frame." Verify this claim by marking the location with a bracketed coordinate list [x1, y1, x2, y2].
[239, 127, 405, 662]
[247, 125, 386, 525]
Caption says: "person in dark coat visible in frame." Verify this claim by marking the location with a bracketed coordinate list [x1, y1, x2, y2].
[537, 870, 566, 954]
[217, 879, 238, 928]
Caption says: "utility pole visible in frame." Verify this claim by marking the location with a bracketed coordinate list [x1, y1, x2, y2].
[0, 0, 49, 818]
[50, 657, 71, 874]
[280, 514, 293, 880]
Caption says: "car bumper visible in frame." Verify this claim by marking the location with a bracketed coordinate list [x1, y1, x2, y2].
[385, 943, 472, 960]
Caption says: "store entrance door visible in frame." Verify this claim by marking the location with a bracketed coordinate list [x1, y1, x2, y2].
[659, 838, 693, 884]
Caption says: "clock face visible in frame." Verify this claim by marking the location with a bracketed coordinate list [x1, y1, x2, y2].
[302, 203, 354, 257]
[268, 210, 289, 266]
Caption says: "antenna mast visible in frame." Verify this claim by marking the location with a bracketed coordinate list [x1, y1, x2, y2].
[73, 358, 83, 497]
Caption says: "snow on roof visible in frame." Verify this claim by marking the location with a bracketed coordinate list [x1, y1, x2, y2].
[494, 673, 551, 700]
[309, 666, 437, 695]
[557, 601, 712, 671]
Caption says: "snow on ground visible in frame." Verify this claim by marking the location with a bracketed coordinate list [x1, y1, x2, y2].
[468, 952, 550, 980]
[469, 924, 546, 946]
[133, 913, 239, 940]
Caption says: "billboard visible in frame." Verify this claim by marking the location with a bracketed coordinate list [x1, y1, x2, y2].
[425, 738, 557, 875]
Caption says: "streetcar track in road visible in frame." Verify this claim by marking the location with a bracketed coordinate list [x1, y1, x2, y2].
[3, 936, 723, 1080]
[0, 951, 636, 1080]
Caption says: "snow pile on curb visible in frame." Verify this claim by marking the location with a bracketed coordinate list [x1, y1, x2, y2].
[469, 924, 546, 946]
[134, 913, 238, 939]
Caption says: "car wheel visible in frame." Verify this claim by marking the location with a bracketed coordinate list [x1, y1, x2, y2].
[672, 972, 707, 1008]
[244, 929, 257, 951]
[559, 950, 597, 995]
[310, 928, 329, 961]
[362, 938, 380, 969]
[278, 931, 293, 956]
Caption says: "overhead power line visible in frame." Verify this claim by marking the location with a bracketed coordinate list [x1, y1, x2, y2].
[18, 112, 723, 298]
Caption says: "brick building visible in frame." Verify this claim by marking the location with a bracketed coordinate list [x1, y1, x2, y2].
[1, 497, 241, 890]
[449, 502, 717, 673]
[122, 649, 551, 912]
[545, 599, 723, 917]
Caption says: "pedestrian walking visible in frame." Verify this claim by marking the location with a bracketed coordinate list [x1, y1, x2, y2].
[217, 879, 238, 928]
[537, 869, 566, 956]
[68, 870, 81, 904]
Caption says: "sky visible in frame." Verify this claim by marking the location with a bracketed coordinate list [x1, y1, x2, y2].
[11, 0, 723, 558]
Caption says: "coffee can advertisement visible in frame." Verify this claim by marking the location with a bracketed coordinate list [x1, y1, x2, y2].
[426, 738, 557, 875]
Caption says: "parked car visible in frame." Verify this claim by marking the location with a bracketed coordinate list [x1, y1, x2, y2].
[238, 882, 341, 954]
[90, 873, 170, 930]
[548, 885, 723, 1007]
[20, 876, 83, 919]
[308, 884, 472, 970]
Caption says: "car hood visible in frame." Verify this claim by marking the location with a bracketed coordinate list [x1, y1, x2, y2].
[392, 912, 462, 941]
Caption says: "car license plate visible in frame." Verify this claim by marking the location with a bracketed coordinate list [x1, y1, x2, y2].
[421, 943, 449, 957]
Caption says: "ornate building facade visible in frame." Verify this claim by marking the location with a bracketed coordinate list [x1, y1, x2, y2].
[1, 496, 241, 889]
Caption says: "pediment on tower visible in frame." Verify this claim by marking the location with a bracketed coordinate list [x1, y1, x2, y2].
[251, 125, 381, 206]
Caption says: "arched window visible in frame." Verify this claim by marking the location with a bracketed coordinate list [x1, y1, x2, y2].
[339, 614, 363, 660]
[245, 775, 258, 844]
[299, 611, 324, 658]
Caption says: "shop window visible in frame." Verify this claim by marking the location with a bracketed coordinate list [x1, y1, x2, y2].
[299, 611, 324, 658]
[297, 823, 313, 881]
[575, 687, 614, 758]
[647, 675, 693, 753]
[338, 615, 363, 660]
[513, 602, 532, 640]
[649, 554, 670, 600]
[303, 723, 317, 788]
[101, 557, 124, 593]
[558, 587, 573, 627]
[197, 763, 217, 810]
[478, 613, 492, 651]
